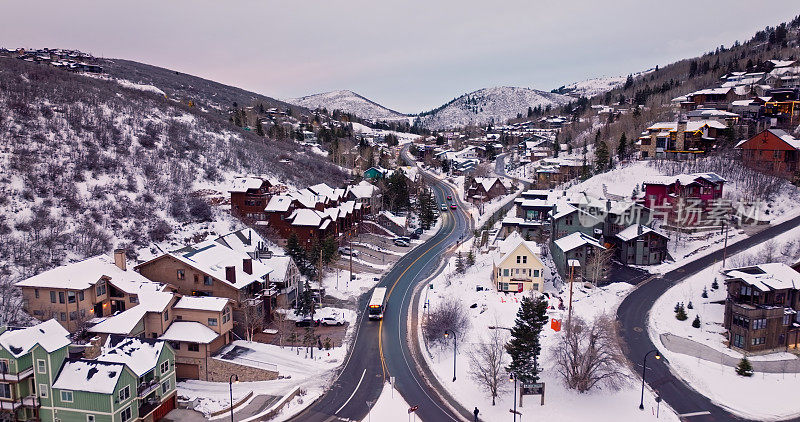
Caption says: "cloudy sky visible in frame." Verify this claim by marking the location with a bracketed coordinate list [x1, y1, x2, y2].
[2, 1, 798, 113]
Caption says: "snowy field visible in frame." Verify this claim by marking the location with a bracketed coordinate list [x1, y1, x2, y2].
[417, 245, 678, 421]
[649, 225, 800, 420]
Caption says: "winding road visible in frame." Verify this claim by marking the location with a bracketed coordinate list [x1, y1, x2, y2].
[290, 154, 472, 421]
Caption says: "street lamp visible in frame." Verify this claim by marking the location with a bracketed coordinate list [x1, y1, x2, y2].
[509, 372, 517, 422]
[443, 330, 457, 381]
[229, 374, 239, 422]
[639, 349, 661, 410]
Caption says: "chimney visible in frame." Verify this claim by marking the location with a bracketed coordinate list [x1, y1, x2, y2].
[676, 119, 687, 150]
[247, 230, 252, 245]
[225, 266, 236, 284]
[638, 225, 644, 236]
[243, 258, 253, 275]
[606, 199, 611, 212]
[113, 249, 126, 271]
[84, 336, 103, 360]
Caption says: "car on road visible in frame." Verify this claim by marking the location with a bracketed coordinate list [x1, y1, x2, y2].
[338, 246, 360, 257]
[320, 315, 345, 326]
[440, 203, 448, 211]
[450, 203, 457, 209]
[446, 195, 452, 200]
[295, 317, 320, 327]
[393, 238, 410, 247]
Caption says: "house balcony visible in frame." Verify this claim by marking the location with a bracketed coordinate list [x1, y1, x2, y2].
[0, 395, 39, 411]
[137, 377, 160, 398]
[138, 395, 163, 418]
[729, 301, 788, 319]
[0, 366, 33, 382]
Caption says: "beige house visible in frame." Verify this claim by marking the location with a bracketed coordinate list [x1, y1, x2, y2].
[492, 235, 546, 293]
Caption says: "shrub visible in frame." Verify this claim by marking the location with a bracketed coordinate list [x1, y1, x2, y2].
[675, 303, 688, 321]
[736, 357, 754, 377]
[188, 198, 213, 222]
[701, 287, 708, 298]
[692, 315, 701, 328]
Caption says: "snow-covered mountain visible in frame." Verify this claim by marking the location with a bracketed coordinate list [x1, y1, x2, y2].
[416, 87, 572, 130]
[286, 90, 408, 122]
[554, 69, 655, 98]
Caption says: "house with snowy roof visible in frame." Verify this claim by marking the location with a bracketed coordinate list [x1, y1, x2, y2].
[17, 250, 167, 332]
[638, 119, 728, 159]
[736, 128, 800, 180]
[491, 233, 546, 293]
[346, 180, 380, 214]
[0, 319, 70, 421]
[466, 177, 509, 203]
[683, 87, 738, 110]
[610, 224, 669, 266]
[723, 263, 800, 353]
[550, 232, 607, 281]
[229, 176, 274, 220]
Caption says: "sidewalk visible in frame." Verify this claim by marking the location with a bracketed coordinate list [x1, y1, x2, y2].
[660, 333, 800, 373]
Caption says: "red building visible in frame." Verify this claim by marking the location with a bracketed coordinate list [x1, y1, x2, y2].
[642, 172, 726, 226]
[736, 129, 800, 181]
[229, 177, 273, 220]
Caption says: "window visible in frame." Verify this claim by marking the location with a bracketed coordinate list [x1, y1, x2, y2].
[118, 385, 130, 401]
[732, 314, 750, 329]
[34, 289, 39, 299]
[78, 291, 84, 301]
[50, 291, 56, 303]
[503, 269, 509, 277]
[222, 307, 231, 324]
[208, 318, 218, 327]
[204, 276, 213, 286]
[176, 315, 183, 321]
[733, 334, 744, 348]
[58, 292, 65, 304]
[161, 380, 170, 394]
[69, 311, 77, 321]
[168, 341, 180, 350]
[0, 383, 10, 399]
[752, 337, 766, 346]
[87, 416, 95, 422]
[67, 291, 76, 304]
[187, 343, 199, 352]
[39, 384, 48, 398]
[532, 283, 539, 291]
[96, 283, 106, 297]
[0, 359, 8, 373]
[129, 296, 138, 304]
[516, 256, 521, 264]
[784, 314, 792, 325]
[60, 312, 66, 321]
[177, 270, 185, 280]
[522, 256, 527, 264]
[37, 359, 46, 374]
[60, 390, 73, 402]
[752, 318, 767, 330]
[194, 274, 199, 284]
[121, 407, 132, 422]
[164, 310, 169, 321]
[160, 361, 169, 374]
[533, 269, 540, 278]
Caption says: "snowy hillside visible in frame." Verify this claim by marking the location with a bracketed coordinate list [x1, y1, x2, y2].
[417, 86, 571, 130]
[286, 90, 408, 122]
[554, 69, 655, 99]
[0, 57, 345, 303]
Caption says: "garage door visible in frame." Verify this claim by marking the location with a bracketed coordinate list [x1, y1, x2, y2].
[176, 363, 199, 379]
[153, 395, 176, 421]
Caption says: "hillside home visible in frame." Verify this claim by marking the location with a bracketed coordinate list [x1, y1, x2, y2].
[638, 120, 728, 159]
[723, 263, 800, 353]
[466, 178, 509, 203]
[229, 176, 273, 221]
[16, 250, 166, 332]
[492, 234, 546, 293]
[551, 232, 607, 281]
[683, 87, 737, 110]
[736, 128, 800, 180]
[642, 172, 726, 227]
[611, 224, 669, 266]
[346, 180, 380, 215]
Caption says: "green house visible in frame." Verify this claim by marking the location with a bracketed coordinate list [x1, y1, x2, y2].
[363, 166, 388, 180]
[0, 319, 71, 421]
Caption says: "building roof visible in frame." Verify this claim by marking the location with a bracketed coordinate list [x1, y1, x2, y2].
[167, 239, 273, 290]
[159, 321, 218, 344]
[553, 232, 605, 253]
[615, 224, 668, 242]
[88, 290, 175, 335]
[265, 195, 294, 212]
[644, 172, 726, 186]
[346, 180, 378, 200]
[289, 208, 330, 227]
[766, 129, 800, 149]
[496, 232, 542, 264]
[229, 177, 267, 193]
[52, 360, 125, 394]
[0, 319, 70, 358]
[173, 296, 229, 312]
[645, 120, 728, 133]
[100, 336, 167, 377]
[723, 263, 800, 291]
[16, 254, 150, 290]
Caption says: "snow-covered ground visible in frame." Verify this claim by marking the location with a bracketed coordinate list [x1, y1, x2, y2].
[418, 242, 678, 421]
[649, 225, 800, 421]
[285, 90, 409, 122]
[350, 122, 420, 145]
[360, 382, 412, 422]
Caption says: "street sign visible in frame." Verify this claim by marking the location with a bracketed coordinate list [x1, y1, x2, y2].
[521, 382, 545, 406]
[408, 405, 419, 413]
[509, 409, 522, 415]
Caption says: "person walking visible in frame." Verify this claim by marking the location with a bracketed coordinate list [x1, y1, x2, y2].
[473, 407, 479, 422]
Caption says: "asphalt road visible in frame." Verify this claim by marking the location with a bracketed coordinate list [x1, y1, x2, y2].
[618, 214, 800, 422]
[290, 162, 471, 421]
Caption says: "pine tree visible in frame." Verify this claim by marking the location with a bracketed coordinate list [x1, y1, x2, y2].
[594, 141, 609, 173]
[711, 279, 719, 290]
[297, 279, 316, 317]
[455, 252, 465, 274]
[553, 137, 560, 158]
[617, 133, 627, 160]
[675, 303, 688, 321]
[736, 357, 753, 377]
[466, 250, 475, 267]
[256, 120, 265, 136]
[692, 315, 701, 328]
[506, 296, 549, 384]
[702, 286, 708, 298]
[687, 301, 694, 309]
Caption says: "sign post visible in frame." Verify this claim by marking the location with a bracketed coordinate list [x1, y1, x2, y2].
[521, 382, 545, 406]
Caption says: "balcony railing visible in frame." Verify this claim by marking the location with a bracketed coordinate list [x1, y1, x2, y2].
[0, 366, 34, 382]
[0, 395, 39, 411]
[730, 301, 787, 318]
[137, 377, 160, 398]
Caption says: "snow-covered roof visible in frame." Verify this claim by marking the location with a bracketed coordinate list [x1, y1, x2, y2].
[645, 120, 728, 133]
[53, 360, 124, 394]
[686, 109, 739, 119]
[88, 290, 175, 335]
[16, 254, 149, 290]
[380, 211, 407, 228]
[730, 99, 755, 107]
[229, 177, 267, 193]
[265, 195, 294, 212]
[723, 263, 800, 291]
[472, 177, 501, 193]
[553, 232, 605, 253]
[0, 319, 70, 358]
[100, 336, 166, 377]
[766, 129, 800, 149]
[644, 172, 726, 186]
[289, 208, 330, 227]
[495, 232, 542, 265]
[346, 180, 378, 199]
[615, 224, 668, 242]
[769, 59, 797, 68]
[159, 321, 218, 344]
[166, 239, 274, 289]
[689, 87, 732, 96]
[174, 296, 229, 312]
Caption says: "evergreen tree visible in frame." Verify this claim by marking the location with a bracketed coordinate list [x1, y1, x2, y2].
[466, 250, 475, 267]
[687, 301, 694, 310]
[552, 137, 560, 158]
[297, 279, 316, 317]
[692, 315, 701, 328]
[617, 133, 627, 160]
[702, 286, 708, 298]
[711, 279, 719, 290]
[255, 120, 265, 136]
[736, 357, 753, 377]
[594, 141, 609, 173]
[675, 303, 688, 321]
[505, 296, 548, 384]
[455, 252, 465, 274]
[285, 234, 312, 277]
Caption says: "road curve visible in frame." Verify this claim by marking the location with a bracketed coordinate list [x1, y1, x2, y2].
[618, 214, 800, 422]
[290, 157, 471, 421]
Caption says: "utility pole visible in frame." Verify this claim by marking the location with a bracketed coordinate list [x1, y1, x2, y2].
[567, 261, 577, 328]
[722, 219, 730, 267]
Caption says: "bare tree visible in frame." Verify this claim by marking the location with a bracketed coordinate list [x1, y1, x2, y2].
[584, 248, 613, 284]
[552, 314, 627, 393]
[236, 294, 264, 342]
[468, 329, 508, 405]
[422, 298, 470, 350]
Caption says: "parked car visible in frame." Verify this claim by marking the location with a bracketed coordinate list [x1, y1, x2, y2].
[295, 317, 320, 327]
[338, 246, 360, 257]
[441, 204, 448, 211]
[414, 227, 424, 235]
[320, 315, 345, 326]
[410, 232, 420, 240]
[394, 238, 410, 247]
